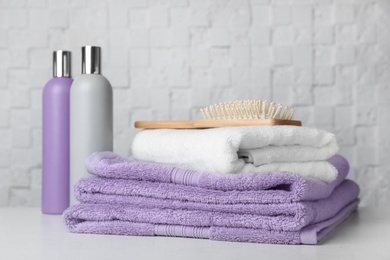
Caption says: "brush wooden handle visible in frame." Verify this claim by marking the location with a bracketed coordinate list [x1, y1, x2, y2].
[134, 119, 302, 129]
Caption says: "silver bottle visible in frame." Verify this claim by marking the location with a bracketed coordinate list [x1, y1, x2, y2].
[70, 46, 113, 205]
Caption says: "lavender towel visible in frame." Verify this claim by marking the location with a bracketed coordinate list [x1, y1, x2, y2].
[73, 178, 358, 231]
[85, 152, 349, 203]
[75, 151, 360, 231]
[63, 199, 359, 245]
[65, 152, 360, 244]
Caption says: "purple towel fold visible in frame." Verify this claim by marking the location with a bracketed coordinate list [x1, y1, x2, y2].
[63, 152, 359, 244]
[63, 199, 359, 245]
[73, 152, 359, 231]
[85, 152, 349, 202]
[74, 178, 359, 231]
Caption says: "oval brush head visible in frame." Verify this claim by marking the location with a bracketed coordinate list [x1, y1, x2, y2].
[200, 100, 296, 120]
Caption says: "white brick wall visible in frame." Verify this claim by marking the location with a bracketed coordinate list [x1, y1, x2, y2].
[0, 0, 389, 207]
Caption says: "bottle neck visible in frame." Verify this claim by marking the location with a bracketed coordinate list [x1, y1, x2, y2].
[53, 50, 71, 77]
[82, 46, 101, 74]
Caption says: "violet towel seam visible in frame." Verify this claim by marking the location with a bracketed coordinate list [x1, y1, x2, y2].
[154, 224, 210, 238]
[170, 168, 200, 186]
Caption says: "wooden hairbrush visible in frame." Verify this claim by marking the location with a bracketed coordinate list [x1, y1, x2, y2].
[134, 100, 302, 129]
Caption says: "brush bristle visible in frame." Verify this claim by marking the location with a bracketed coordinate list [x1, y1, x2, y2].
[200, 100, 296, 120]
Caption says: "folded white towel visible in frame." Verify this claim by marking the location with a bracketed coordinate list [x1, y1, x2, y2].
[237, 144, 337, 166]
[131, 126, 339, 182]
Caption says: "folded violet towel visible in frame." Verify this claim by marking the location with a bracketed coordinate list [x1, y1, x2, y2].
[73, 178, 359, 231]
[85, 152, 349, 202]
[63, 199, 359, 245]
[65, 152, 360, 245]
[75, 152, 360, 231]
[131, 126, 339, 181]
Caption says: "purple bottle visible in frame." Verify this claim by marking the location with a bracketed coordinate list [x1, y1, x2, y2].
[42, 50, 73, 214]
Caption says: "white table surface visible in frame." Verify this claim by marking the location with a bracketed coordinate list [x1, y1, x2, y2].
[0, 207, 389, 260]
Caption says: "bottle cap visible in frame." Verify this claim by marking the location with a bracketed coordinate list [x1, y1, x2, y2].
[53, 50, 71, 78]
[82, 46, 101, 74]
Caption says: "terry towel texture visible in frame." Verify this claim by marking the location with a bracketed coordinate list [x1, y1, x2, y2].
[64, 152, 360, 244]
[64, 200, 359, 245]
[72, 179, 359, 231]
[131, 126, 339, 182]
[85, 152, 348, 203]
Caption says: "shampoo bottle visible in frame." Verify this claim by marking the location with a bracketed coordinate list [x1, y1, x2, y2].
[70, 46, 113, 205]
[42, 50, 72, 214]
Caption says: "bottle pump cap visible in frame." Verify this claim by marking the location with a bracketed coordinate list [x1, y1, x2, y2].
[82, 46, 101, 74]
[53, 50, 71, 78]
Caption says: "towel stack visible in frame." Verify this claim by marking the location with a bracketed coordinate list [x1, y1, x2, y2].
[64, 126, 360, 244]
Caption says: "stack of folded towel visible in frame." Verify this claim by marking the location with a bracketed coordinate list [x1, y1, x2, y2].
[64, 126, 360, 244]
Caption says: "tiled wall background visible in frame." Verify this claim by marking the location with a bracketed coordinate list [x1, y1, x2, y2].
[0, 0, 389, 207]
